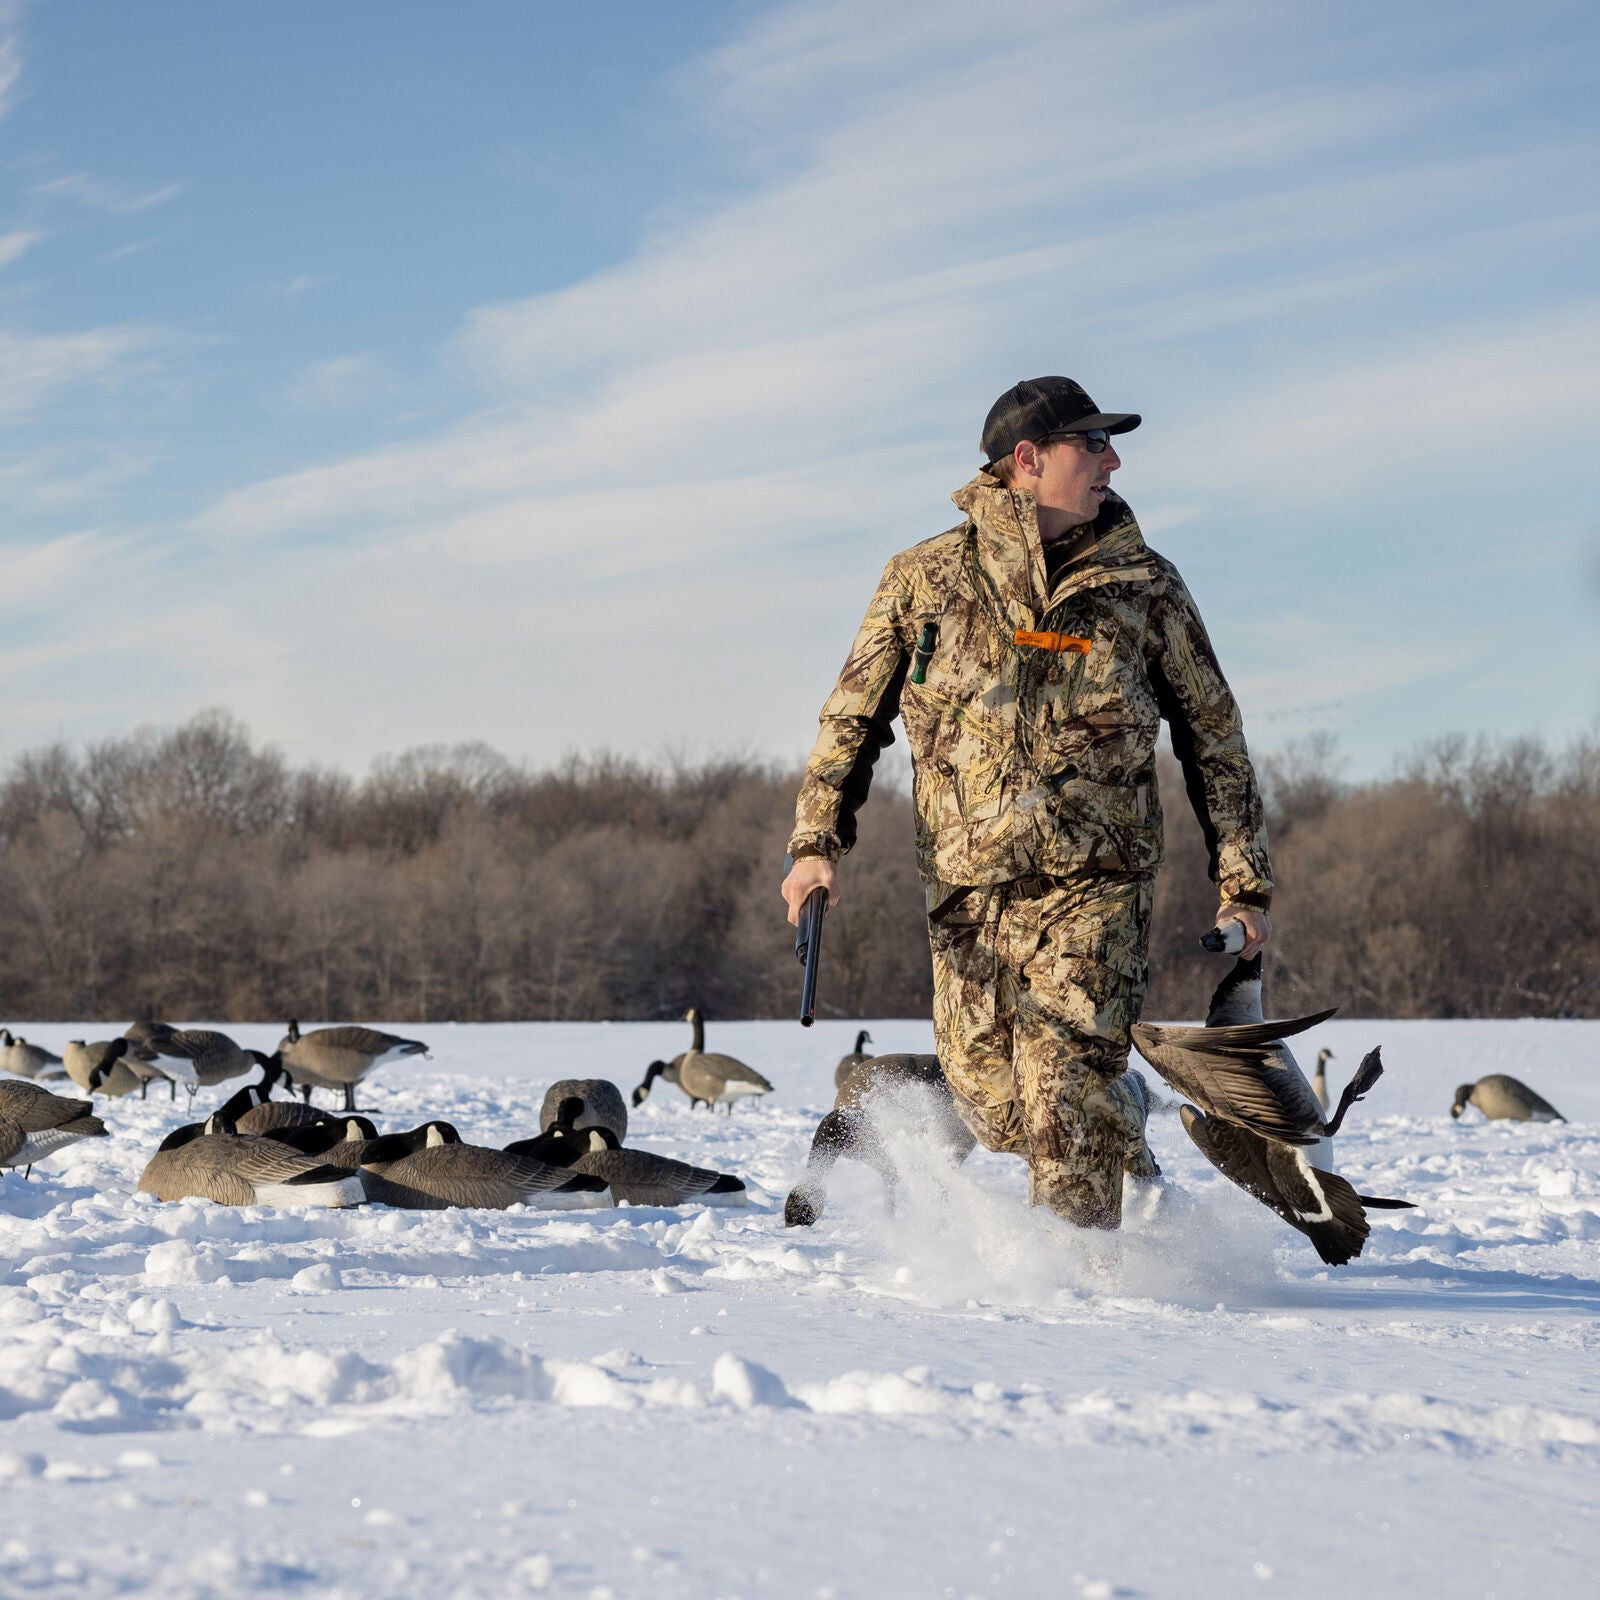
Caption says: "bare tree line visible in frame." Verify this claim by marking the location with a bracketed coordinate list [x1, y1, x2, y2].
[1, 711, 1594, 1024]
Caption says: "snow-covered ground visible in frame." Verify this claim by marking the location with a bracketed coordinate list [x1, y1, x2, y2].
[3, 1013, 1597, 1600]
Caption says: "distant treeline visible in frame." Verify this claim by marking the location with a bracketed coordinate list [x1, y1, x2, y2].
[0, 712, 1594, 1023]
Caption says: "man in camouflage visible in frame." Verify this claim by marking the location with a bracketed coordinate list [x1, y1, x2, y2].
[782, 377, 1273, 1230]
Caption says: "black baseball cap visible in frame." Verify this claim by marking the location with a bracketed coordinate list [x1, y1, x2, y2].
[981, 377, 1140, 469]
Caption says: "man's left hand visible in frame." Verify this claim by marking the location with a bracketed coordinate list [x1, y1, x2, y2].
[1218, 905, 1271, 959]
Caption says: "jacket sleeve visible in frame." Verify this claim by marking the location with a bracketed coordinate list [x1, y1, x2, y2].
[1146, 560, 1274, 909]
[787, 557, 912, 863]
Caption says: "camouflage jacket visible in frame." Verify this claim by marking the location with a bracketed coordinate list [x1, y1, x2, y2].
[787, 473, 1274, 915]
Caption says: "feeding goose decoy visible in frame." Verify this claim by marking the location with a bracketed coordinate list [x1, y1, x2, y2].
[1451, 1075, 1566, 1123]
[510, 1097, 746, 1207]
[66, 1039, 143, 1098]
[834, 1030, 875, 1091]
[127, 1028, 270, 1103]
[538, 1078, 628, 1143]
[786, 1054, 978, 1227]
[276, 1021, 429, 1112]
[0, 1079, 110, 1178]
[1, 1030, 68, 1081]
[1312, 1048, 1334, 1113]
[632, 1058, 693, 1109]
[357, 1121, 612, 1210]
[136, 1115, 366, 1207]
[669, 1006, 773, 1113]
[1133, 956, 1413, 1265]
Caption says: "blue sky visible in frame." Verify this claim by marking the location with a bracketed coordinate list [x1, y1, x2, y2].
[2, 0, 1597, 780]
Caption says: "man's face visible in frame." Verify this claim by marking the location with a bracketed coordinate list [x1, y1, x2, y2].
[1030, 432, 1121, 529]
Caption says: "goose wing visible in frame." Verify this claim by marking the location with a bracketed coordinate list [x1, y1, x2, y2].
[0, 1080, 105, 1136]
[683, 1052, 773, 1091]
[363, 1144, 575, 1209]
[308, 1026, 428, 1058]
[0, 1115, 23, 1164]
[573, 1147, 734, 1207]
[1130, 1025, 1325, 1145]
[137, 1141, 260, 1206]
[1179, 1104, 1371, 1266]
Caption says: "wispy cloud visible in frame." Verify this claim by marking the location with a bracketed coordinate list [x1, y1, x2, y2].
[26, 172, 186, 214]
[0, 325, 155, 422]
[0, 227, 43, 268]
[0, 1, 21, 121]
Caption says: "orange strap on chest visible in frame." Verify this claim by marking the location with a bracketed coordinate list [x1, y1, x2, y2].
[1013, 629, 1092, 654]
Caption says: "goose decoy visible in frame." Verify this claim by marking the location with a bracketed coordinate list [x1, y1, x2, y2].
[129, 1028, 269, 1102]
[358, 1121, 612, 1210]
[786, 1054, 977, 1227]
[538, 1079, 628, 1143]
[118, 1021, 183, 1099]
[1, 1030, 68, 1081]
[632, 1058, 694, 1109]
[215, 1061, 332, 1136]
[261, 1115, 382, 1165]
[0, 1080, 110, 1177]
[673, 1006, 773, 1114]
[1451, 1075, 1565, 1123]
[66, 1039, 143, 1098]
[136, 1116, 366, 1208]
[509, 1098, 746, 1208]
[1133, 957, 1413, 1265]
[834, 1030, 875, 1091]
[1312, 1048, 1334, 1113]
[276, 1022, 429, 1112]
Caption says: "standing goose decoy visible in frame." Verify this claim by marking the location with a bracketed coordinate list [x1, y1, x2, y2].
[632, 1058, 695, 1109]
[1312, 1048, 1334, 1113]
[129, 1028, 270, 1103]
[136, 1116, 366, 1208]
[1, 1030, 68, 1081]
[674, 1006, 773, 1114]
[66, 1039, 143, 1098]
[1132, 957, 1413, 1265]
[1451, 1075, 1566, 1123]
[0, 1080, 110, 1177]
[276, 1021, 430, 1113]
[119, 1020, 184, 1100]
[538, 1079, 628, 1143]
[834, 1030, 875, 1091]
[358, 1121, 612, 1211]
[786, 1055, 978, 1227]
[509, 1098, 746, 1208]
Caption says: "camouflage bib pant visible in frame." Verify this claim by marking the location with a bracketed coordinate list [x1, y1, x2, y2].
[931, 872, 1159, 1229]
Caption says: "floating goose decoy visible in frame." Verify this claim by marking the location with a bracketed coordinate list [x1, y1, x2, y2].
[357, 1121, 612, 1210]
[538, 1078, 628, 1143]
[0, 1079, 110, 1177]
[667, 1006, 773, 1114]
[1312, 1048, 1334, 1113]
[1451, 1075, 1565, 1123]
[129, 1028, 269, 1103]
[786, 1054, 977, 1227]
[1133, 957, 1412, 1264]
[510, 1097, 745, 1207]
[136, 1116, 366, 1207]
[66, 1039, 142, 1097]
[834, 1030, 875, 1091]
[1, 1030, 68, 1081]
[276, 1021, 429, 1112]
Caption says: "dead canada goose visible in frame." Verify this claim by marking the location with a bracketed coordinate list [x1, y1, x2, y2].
[276, 1021, 430, 1112]
[129, 1028, 270, 1102]
[1134, 957, 1413, 1265]
[215, 1060, 332, 1136]
[66, 1039, 143, 1098]
[358, 1121, 612, 1210]
[834, 1030, 875, 1091]
[135, 1117, 365, 1207]
[672, 1006, 773, 1113]
[0, 1079, 110, 1177]
[510, 1097, 746, 1207]
[1, 1030, 68, 1081]
[1312, 1048, 1334, 1113]
[538, 1078, 628, 1143]
[786, 1055, 977, 1227]
[1451, 1075, 1566, 1123]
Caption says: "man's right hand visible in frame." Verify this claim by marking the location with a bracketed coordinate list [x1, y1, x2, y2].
[782, 857, 840, 927]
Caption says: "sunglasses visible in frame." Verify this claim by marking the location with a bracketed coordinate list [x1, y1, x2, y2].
[1043, 428, 1111, 454]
